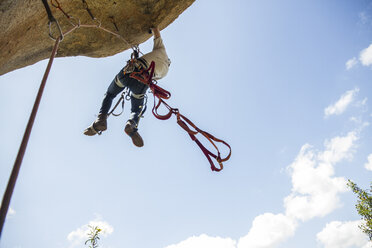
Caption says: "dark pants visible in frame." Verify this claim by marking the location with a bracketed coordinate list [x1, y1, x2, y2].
[99, 68, 149, 127]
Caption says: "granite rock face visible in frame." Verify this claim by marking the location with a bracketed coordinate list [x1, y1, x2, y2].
[0, 0, 194, 75]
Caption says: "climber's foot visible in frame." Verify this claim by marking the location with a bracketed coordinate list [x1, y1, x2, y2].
[83, 114, 107, 136]
[124, 120, 144, 147]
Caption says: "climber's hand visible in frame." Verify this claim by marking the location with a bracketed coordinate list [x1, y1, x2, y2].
[151, 27, 160, 38]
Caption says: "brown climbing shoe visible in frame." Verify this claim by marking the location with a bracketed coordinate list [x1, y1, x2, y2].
[83, 114, 108, 136]
[124, 120, 144, 147]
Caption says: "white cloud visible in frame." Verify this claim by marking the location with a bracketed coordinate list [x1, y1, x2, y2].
[165, 214, 297, 248]
[346, 57, 358, 70]
[324, 88, 359, 117]
[67, 217, 114, 248]
[319, 131, 358, 164]
[164, 127, 362, 248]
[365, 153, 372, 171]
[164, 214, 297, 248]
[238, 213, 297, 248]
[317, 220, 370, 248]
[360, 43, 372, 67]
[285, 131, 358, 221]
[165, 234, 236, 248]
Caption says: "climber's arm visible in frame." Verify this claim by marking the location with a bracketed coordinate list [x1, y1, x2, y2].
[151, 27, 161, 39]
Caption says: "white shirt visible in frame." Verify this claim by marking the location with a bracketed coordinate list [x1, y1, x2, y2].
[140, 37, 170, 80]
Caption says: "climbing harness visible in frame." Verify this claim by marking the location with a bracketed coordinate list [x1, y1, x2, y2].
[130, 62, 232, 172]
[108, 89, 130, 117]
[107, 54, 148, 117]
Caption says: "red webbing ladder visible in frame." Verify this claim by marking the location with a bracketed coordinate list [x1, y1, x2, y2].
[130, 62, 232, 172]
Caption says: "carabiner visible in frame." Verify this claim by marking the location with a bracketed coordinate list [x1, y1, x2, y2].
[48, 19, 64, 41]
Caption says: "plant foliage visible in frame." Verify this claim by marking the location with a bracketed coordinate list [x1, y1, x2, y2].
[347, 180, 372, 241]
[85, 225, 102, 248]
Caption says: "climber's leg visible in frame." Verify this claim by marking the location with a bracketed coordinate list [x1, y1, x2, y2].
[84, 71, 127, 136]
[124, 78, 149, 147]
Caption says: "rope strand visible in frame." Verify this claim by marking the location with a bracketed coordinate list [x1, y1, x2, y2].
[82, 0, 95, 20]
[130, 62, 232, 172]
[50, 0, 138, 51]
[0, 37, 61, 238]
[42, 0, 63, 40]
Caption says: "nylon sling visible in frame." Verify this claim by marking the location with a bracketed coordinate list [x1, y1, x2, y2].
[130, 61, 232, 172]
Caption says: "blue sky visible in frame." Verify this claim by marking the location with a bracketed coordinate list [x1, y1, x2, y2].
[1, 0, 372, 247]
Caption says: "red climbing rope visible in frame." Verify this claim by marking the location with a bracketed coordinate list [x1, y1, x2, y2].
[0, 37, 61, 238]
[130, 62, 232, 172]
[51, 0, 70, 19]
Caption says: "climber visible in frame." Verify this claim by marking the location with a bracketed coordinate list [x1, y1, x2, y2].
[83, 26, 171, 147]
